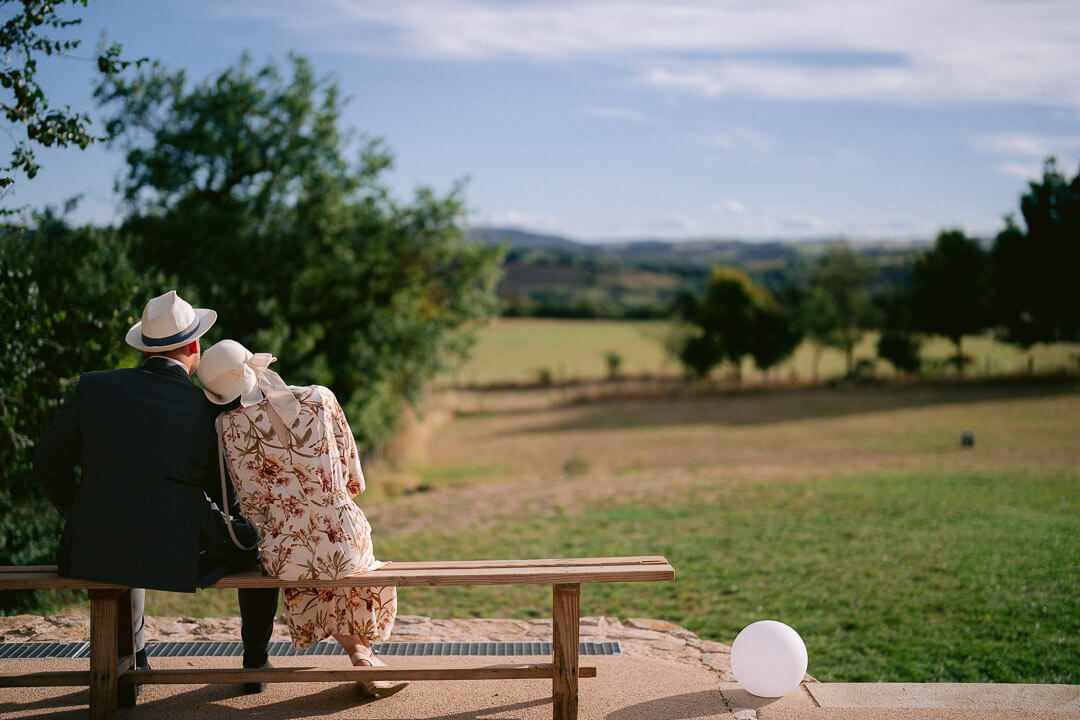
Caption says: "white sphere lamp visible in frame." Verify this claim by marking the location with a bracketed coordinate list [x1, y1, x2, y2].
[730, 620, 808, 697]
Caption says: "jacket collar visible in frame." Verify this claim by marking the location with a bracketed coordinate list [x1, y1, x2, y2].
[142, 356, 193, 382]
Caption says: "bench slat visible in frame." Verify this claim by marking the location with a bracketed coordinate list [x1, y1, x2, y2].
[207, 564, 675, 588]
[379, 557, 669, 569]
[0, 557, 666, 574]
[0, 558, 675, 590]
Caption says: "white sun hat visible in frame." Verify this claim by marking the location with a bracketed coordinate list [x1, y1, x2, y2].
[198, 340, 301, 424]
[198, 340, 256, 404]
[125, 290, 217, 352]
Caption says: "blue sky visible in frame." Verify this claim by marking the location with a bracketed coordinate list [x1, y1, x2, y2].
[6, 0, 1080, 241]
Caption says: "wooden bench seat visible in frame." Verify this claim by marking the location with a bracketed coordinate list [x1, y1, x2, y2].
[0, 556, 675, 720]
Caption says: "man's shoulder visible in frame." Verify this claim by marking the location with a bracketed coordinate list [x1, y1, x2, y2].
[76, 366, 141, 387]
[78, 365, 205, 402]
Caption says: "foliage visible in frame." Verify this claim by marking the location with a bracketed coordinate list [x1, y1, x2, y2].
[95, 53, 503, 449]
[806, 246, 878, 375]
[910, 229, 992, 371]
[798, 286, 841, 379]
[0, 211, 148, 612]
[0, 0, 141, 196]
[678, 267, 800, 380]
[992, 158, 1080, 348]
[750, 302, 802, 374]
[603, 351, 622, 380]
[877, 330, 922, 374]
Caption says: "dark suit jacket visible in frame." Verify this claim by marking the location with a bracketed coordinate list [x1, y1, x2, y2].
[33, 357, 236, 592]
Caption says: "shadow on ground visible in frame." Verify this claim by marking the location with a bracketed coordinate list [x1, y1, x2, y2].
[605, 689, 729, 719]
[484, 380, 1080, 434]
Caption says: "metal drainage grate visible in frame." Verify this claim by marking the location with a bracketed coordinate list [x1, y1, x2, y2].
[0, 640, 621, 660]
[0, 642, 89, 659]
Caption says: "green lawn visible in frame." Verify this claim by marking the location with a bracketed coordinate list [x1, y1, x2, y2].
[374, 468, 1080, 684]
[450, 318, 1080, 385]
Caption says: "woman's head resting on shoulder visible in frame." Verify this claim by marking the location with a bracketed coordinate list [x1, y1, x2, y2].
[198, 340, 301, 425]
[198, 339, 260, 405]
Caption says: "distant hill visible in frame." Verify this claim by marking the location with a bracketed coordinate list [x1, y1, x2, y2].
[468, 226, 927, 267]
[466, 226, 929, 318]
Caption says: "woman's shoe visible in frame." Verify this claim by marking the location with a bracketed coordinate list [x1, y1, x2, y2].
[350, 648, 409, 699]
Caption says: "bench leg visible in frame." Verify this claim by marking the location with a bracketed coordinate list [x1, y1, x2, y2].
[89, 589, 121, 720]
[552, 583, 580, 720]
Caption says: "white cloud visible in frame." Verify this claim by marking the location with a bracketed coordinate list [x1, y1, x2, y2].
[230, 0, 1080, 106]
[585, 106, 651, 124]
[974, 133, 1080, 158]
[471, 209, 564, 233]
[706, 127, 773, 153]
[715, 198, 746, 215]
[996, 161, 1045, 181]
[647, 213, 702, 235]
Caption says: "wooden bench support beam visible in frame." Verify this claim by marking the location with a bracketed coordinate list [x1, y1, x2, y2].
[119, 664, 597, 684]
[0, 665, 597, 687]
[552, 583, 580, 720]
[88, 589, 120, 720]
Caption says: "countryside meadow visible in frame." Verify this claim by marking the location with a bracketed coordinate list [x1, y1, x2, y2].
[2, 0, 1080, 703]
[131, 321, 1080, 683]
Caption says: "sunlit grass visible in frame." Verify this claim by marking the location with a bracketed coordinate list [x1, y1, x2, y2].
[451, 318, 1080, 384]
[376, 468, 1080, 683]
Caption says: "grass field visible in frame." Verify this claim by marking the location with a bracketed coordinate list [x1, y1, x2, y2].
[136, 380, 1080, 684]
[449, 318, 1080, 385]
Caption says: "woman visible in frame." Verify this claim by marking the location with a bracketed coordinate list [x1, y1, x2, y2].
[197, 339, 403, 697]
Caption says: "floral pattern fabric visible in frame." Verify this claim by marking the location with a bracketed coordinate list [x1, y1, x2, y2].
[219, 385, 396, 648]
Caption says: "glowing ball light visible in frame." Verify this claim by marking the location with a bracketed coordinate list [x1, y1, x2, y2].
[730, 620, 808, 698]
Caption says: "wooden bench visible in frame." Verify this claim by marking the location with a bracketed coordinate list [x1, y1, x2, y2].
[0, 556, 675, 720]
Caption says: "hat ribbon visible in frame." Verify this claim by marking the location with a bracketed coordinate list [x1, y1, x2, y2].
[237, 353, 301, 427]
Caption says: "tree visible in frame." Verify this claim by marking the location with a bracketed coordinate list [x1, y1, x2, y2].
[603, 351, 622, 381]
[992, 158, 1080, 351]
[96, 53, 503, 449]
[678, 267, 800, 381]
[750, 303, 802, 376]
[806, 246, 877, 375]
[910, 229, 991, 372]
[798, 286, 841, 380]
[0, 0, 140, 197]
[877, 330, 921, 374]
[0, 210, 149, 611]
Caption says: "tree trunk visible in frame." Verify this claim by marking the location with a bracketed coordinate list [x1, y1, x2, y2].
[954, 336, 964, 375]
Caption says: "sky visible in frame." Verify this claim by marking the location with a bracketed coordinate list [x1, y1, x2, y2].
[6, 0, 1080, 242]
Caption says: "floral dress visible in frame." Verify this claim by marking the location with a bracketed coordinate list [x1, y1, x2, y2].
[219, 385, 396, 648]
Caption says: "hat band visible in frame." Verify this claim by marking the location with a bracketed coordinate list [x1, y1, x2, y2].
[141, 316, 201, 347]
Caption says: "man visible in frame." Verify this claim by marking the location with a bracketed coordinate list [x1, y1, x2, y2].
[33, 290, 278, 696]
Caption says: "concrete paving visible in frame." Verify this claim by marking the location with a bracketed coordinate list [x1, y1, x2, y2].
[805, 683, 1080, 711]
[721, 682, 1080, 720]
[0, 654, 732, 720]
[3, 656, 1079, 719]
